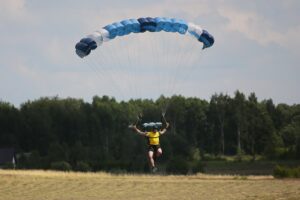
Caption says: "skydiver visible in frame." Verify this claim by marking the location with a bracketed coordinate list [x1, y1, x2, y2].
[130, 121, 170, 173]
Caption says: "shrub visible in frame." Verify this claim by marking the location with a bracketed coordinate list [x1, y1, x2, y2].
[75, 161, 91, 172]
[293, 167, 300, 178]
[191, 161, 205, 174]
[273, 165, 300, 178]
[1, 162, 15, 169]
[166, 156, 189, 175]
[203, 154, 227, 161]
[50, 161, 72, 171]
[273, 165, 289, 178]
[189, 147, 201, 161]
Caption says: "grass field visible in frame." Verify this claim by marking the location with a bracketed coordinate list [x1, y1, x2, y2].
[0, 170, 299, 200]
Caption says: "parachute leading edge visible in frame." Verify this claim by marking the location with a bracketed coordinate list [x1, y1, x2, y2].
[75, 17, 214, 58]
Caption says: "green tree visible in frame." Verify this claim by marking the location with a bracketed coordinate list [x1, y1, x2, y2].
[232, 91, 247, 155]
[0, 102, 20, 147]
[245, 93, 274, 160]
[208, 93, 231, 155]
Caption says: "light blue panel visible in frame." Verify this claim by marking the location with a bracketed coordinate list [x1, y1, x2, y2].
[177, 19, 188, 34]
[171, 18, 181, 33]
[112, 22, 125, 36]
[130, 19, 141, 33]
[103, 24, 117, 39]
[155, 17, 165, 32]
[162, 17, 173, 32]
[121, 19, 133, 35]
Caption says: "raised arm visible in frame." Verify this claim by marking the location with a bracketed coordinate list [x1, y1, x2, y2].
[131, 125, 147, 136]
[159, 122, 170, 135]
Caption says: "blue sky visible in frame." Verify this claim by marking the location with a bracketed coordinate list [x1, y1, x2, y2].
[1, 0, 299, 106]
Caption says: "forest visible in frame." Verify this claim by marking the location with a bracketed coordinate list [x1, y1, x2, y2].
[1, 91, 300, 173]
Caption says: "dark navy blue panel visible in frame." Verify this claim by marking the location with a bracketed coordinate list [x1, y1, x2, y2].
[75, 42, 89, 52]
[75, 38, 97, 58]
[75, 42, 91, 58]
[198, 30, 215, 49]
[80, 38, 97, 50]
[138, 17, 157, 32]
[145, 17, 157, 32]
[75, 49, 84, 58]
[137, 18, 147, 32]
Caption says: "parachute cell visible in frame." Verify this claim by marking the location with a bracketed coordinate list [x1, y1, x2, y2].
[75, 38, 97, 58]
[138, 17, 157, 32]
[87, 31, 103, 47]
[199, 30, 214, 49]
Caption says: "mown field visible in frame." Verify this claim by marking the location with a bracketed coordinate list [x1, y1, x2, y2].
[0, 170, 299, 200]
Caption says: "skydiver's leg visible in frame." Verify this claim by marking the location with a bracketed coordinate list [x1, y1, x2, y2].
[148, 150, 155, 168]
[156, 147, 162, 158]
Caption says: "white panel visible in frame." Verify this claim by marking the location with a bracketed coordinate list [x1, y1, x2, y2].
[99, 29, 111, 42]
[87, 31, 103, 46]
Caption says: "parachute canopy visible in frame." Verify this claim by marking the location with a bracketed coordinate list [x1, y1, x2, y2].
[75, 17, 214, 58]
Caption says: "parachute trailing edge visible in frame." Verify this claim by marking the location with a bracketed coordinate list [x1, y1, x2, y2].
[75, 17, 214, 58]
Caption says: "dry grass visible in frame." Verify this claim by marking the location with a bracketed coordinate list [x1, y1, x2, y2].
[0, 169, 299, 200]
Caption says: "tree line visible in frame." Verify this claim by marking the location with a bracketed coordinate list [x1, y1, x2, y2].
[0, 91, 299, 172]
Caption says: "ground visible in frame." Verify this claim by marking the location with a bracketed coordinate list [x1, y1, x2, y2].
[0, 170, 299, 200]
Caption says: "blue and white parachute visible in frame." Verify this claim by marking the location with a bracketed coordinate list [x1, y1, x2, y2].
[75, 17, 214, 58]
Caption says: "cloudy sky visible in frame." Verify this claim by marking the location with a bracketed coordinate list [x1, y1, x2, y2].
[1, 0, 300, 106]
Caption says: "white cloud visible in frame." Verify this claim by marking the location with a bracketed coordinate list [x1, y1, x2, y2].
[0, 0, 25, 14]
[218, 6, 279, 45]
[218, 5, 300, 54]
[0, 0, 31, 21]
